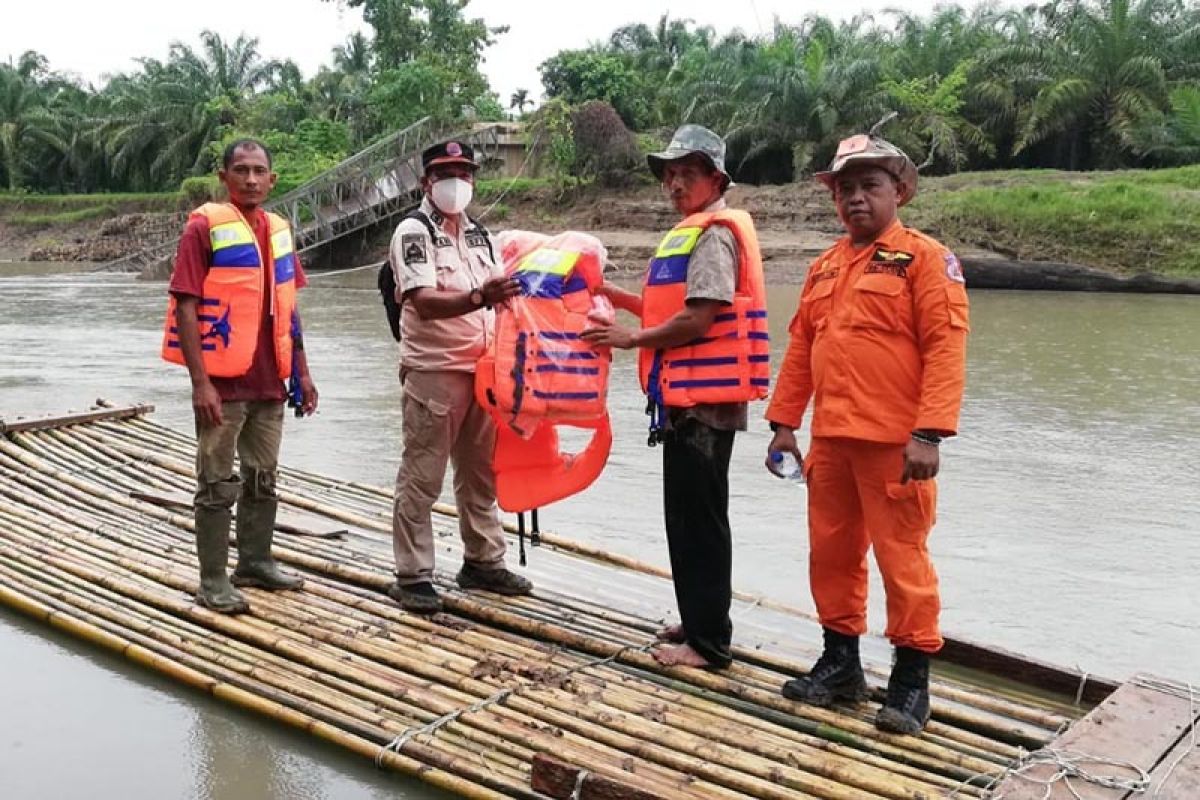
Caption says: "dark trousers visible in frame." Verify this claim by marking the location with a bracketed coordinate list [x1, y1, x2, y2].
[662, 417, 735, 667]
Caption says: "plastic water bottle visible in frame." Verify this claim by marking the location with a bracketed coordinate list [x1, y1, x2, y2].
[768, 450, 804, 483]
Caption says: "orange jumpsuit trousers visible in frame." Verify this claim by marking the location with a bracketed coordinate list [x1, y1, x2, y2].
[805, 436, 942, 653]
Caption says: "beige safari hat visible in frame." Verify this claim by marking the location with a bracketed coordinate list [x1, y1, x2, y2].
[815, 134, 918, 206]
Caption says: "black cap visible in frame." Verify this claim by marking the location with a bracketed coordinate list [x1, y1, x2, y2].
[421, 140, 479, 173]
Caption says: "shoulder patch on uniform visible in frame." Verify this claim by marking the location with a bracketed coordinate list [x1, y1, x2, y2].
[402, 234, 427, 265]
[944, 252, 965, 283]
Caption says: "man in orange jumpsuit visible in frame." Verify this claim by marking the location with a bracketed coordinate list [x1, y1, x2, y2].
[765, 134, 969, 734]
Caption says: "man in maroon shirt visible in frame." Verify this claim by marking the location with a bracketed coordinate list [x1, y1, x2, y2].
[167, 138, 317, 614]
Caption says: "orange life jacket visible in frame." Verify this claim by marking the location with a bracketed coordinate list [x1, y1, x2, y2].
[638, 210, 769, 435]
[161, 202, 297, 379]
[476, 231, 613, 512]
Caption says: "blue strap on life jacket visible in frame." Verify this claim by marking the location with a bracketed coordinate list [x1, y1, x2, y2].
[645, 349, 667, 446]
[509, 331, 528, 427]
[286, 311, 304, 417]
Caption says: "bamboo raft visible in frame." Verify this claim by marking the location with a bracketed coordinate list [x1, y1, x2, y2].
[1, 405, 1195, 799]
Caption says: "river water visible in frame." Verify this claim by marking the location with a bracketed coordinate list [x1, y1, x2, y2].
[1, 262, 1198, 799]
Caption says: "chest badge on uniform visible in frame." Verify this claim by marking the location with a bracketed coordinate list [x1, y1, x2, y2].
[402, 233, 427, 265]
[866, 247, 913, 278]
[466, 232, 488, 249]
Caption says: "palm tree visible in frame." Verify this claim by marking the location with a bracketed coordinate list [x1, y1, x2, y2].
[683, 20, 886, 177]
[101, 30, 277, 187]
[333, 31, 373, 76]
[0, 66, 63, 190]
[976, 0, 1174, 168]
[509, 88, 531, 114]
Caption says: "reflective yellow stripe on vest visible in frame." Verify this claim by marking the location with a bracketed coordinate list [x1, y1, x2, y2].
[517, 248, 580, 276]
[654, 226, 703, 259]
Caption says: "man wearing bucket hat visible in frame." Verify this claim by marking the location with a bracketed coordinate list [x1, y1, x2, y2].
[584, 125, 769, 669]
[765, 132, 970, 734]
[386, 139, 531, 614]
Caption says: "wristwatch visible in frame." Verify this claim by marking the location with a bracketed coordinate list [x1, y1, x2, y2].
[469, 288, 484, 308]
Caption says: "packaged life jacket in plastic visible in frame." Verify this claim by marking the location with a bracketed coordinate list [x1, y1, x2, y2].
[476, 230, 615, 513]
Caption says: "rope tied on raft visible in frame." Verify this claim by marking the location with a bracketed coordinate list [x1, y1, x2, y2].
[570, 769, 590, 800]
[1073, 668, 1090, 706]
[374, 642, 654, 766]
[1134, 676, 1199, 799]
[947, 747, 1152, 798]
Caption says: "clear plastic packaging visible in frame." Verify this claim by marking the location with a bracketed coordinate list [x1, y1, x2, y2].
[768, 450, 804, 482]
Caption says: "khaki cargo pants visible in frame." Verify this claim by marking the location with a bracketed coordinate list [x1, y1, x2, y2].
[194, 401, 284, 510]
[392, 369, 506, 585]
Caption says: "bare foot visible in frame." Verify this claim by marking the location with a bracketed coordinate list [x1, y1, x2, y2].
[655, 623, 685, 643]
[652, 642, 712, 667]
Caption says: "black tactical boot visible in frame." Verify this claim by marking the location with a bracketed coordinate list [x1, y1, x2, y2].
[875, 647, 932, 734]
[781, 627, 869, 706]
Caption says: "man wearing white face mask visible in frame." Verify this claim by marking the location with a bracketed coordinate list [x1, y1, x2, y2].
[386, 139, 530, 613]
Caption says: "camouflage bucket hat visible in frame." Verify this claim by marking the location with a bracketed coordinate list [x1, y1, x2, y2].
[815, 134, 918, 206]
[647, 124, 733, 189]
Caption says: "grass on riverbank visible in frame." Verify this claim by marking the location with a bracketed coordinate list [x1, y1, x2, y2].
[0, 192, 180, 227]
[909, 166, 1200, 276]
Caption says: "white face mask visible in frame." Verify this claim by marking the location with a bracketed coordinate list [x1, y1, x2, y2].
[431, 177, 474, 215]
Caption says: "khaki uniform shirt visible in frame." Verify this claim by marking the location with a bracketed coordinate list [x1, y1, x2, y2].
[390, 198, 500, 372]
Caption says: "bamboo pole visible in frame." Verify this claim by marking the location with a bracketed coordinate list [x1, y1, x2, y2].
[0, 474, 1022, 786]
[1, 415, 1080, 799]
[0, 581, 511, 800]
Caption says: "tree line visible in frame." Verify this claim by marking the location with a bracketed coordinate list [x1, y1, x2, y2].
[2, 0, 1198, 195]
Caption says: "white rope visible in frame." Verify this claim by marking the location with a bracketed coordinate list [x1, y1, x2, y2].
[374, 642, 652, 767]
[1073, 669, 1090, 706]
[1147, 678, 1198, 799]
[945, 746, 1154, 798]
[570, 768, 590, 800]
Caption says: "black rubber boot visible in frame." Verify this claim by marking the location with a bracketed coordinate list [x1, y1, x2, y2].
[875, 647, 932, 734]
[194, 506, 250, 615]
[781, 628, 868, 706]
[231, 468, 303, 591]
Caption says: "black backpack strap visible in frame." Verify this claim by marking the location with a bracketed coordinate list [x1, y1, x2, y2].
[378, 210, 436, 343]
[465, 216, 496, 264]
[403, 209, 438, 241]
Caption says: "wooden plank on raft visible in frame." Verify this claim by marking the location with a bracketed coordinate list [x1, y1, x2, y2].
[937, 634, 1119, 705]
[992, 675, 1200, 799]
[0, 404, 155, 434]
[129, 488, 349, 539]
[531, 754, 668, 800]
[1147, 729, 1200, 798]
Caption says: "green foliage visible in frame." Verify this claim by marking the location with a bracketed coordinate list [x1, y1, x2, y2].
[180, 176, 220, 205]
[540, 50, 648, 128]
[4, 0, 1200, 198]
[908, 167, 1200, 275]
[210, 118, 350, 197]
[527, 99, 576, 185]
[6, 204, 117, 227]
[474, 177, 551, 200]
